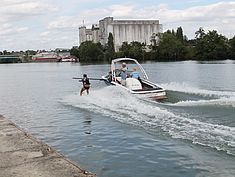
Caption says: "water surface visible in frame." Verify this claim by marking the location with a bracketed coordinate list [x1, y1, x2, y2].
[0, 61, 234, 177]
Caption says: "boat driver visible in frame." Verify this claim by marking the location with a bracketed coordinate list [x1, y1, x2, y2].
[120, 62, 127, 86]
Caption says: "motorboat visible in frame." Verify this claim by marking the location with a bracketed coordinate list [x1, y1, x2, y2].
[58, 56, 78, 62]
[32, 51, 59, 62]
[102, 58, 167, 101]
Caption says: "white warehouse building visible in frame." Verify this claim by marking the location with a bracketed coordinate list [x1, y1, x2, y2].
[79, 17, 163, 51]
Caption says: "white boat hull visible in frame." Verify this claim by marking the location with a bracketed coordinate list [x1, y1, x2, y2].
[102, 77, 167, 101]
[101, 58, 167, 101]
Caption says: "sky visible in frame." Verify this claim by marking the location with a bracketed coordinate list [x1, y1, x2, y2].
[0, 0, 235, 51]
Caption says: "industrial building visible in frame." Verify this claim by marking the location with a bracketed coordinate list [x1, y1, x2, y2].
[79, 17, 163, 51]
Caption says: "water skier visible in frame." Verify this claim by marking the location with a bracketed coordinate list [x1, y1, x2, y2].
[80, 74, 91, 96]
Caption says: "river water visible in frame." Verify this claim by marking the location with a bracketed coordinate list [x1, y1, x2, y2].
[0, 61, 234, 177]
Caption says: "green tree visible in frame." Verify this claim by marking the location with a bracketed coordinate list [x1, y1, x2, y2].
[195, 27, 206, 39]
[166, 30, 172, 34]
[171, 29, 176, 36]
[3, 50, 9, 55]
[119, 42, 130, 57]
[129, 41, 146, 60]
[228, 36, 235, 60]
[148, 33, 161, 60]
[78, 41, 104, 62]
[157, 32, 186, 60]
[118, 41, 146, 60]
[195, 29, 229, 60]
[22, 50, 37, 62]
[176, 27, 184, 43]
[70, 46, 79, 58]
[105, 33, 115, 61]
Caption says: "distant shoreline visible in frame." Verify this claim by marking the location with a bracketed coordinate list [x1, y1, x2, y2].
[1, 59, 234, 65]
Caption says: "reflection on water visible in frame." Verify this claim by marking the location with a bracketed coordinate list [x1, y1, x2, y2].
[83, 113, 92, 135]
[0, 62, 235, 177]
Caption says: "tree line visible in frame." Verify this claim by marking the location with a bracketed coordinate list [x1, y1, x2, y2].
[71, 27, 235, 62]
[1, 27, 234, 63]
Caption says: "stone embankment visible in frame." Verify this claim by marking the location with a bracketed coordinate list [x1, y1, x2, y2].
[0, 115, 96, 177]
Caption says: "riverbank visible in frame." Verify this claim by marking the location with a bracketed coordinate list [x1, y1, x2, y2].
[0, 115, 95, 177]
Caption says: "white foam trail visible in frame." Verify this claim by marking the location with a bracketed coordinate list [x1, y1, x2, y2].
[62, 87, 235, 155]
[161, 82, 235, 97]
[168, 97, 235, 108]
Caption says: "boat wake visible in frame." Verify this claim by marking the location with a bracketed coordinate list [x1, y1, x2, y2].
[161, 82, 235, 97]
[161, 82, 235, 108]
[62, 86, 235, 156]
[168, 97, 235, 108]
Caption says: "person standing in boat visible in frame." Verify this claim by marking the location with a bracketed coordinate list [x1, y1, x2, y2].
[120, 62, 128, 86]
[80, 74, 90, 96]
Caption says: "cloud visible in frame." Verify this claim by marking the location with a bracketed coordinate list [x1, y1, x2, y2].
[95, 1, 235, 38]
[0, 0, 58, 23]
[0, 0, 60, 50]
[15, 27, 28, 33]
[110, 4, 134, 17]
[40, 31, 50, 37]
[47, 7, 111, 31]
[1, 0, 235, 51]
[48, 16, 78, 30]
[103, 1, 235, 23]
[78, 8, 110, 26]
[0, 23, 28, 36]
[154, 1, 235, 37]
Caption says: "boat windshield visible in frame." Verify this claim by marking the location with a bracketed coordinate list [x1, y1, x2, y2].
[112, 60, 148, 79]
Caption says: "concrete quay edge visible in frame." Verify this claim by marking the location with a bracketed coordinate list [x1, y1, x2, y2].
[0, 115, 96, 177]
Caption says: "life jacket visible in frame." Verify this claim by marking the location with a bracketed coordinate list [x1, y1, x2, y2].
[131, 71, 140, 79]
[82, 78, 90, 88]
